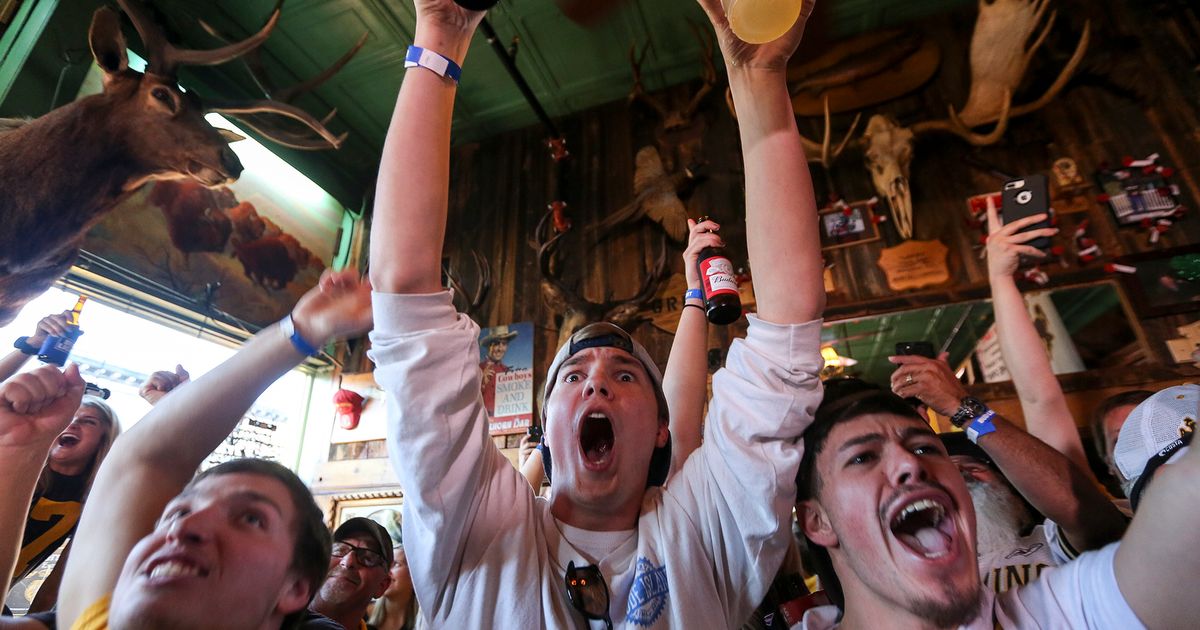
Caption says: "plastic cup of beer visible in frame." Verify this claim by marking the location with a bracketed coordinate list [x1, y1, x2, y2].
[723, 0, 804, 44]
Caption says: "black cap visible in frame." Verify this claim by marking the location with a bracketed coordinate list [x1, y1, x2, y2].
[333, 517, 394, 566]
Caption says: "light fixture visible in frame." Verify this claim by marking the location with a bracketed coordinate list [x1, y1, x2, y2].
[821, 346, 858, 368]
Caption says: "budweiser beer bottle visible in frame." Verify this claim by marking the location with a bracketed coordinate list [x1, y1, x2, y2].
[695, 217, 742, 325]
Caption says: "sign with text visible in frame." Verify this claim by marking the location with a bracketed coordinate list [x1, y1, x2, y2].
[478, 321, 534, 435]
[877, 239, 951, 292]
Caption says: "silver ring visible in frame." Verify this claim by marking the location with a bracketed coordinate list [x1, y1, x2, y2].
[905, 373, 914, 385]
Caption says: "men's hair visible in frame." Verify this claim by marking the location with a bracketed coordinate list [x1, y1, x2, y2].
[1090, 390, 1153, 458]
[35, 395, 122, 503]
[795, 378, 925, 610]
[188, 458, 331, 629]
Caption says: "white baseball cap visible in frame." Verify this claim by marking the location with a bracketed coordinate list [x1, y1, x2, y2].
[1113, 384, 1198, 509]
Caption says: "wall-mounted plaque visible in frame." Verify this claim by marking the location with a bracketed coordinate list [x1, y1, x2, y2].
[877, 239, 950, 292]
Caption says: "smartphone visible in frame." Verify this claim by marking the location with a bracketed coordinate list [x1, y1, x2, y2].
[895, 341, 935, 359]
[1001, 175, 1052, 250]
[527, 425, 544, 443]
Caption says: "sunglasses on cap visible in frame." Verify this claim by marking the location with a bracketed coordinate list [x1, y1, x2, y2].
[331, 541, 387, 568]
[565, 561, 612, 630]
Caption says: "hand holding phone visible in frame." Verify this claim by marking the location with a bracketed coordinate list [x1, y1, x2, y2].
[895, 341, 936, 359]
[1001, 175, 1052, 251]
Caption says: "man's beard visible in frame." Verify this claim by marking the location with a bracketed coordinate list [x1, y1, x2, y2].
[319, 569, 361, 605]
[967, 479, 1034, 557]
[908, 587, 984, 629]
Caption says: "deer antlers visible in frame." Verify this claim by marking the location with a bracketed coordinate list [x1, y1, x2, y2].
[443, 249, 492, 318]
[629, 21, 718, 130]
[532, 207, 669, 347]
[119, 0, 357, 151]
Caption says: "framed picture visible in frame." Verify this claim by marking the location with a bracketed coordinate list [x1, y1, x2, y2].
[1116, 248, 1200, 317]
[331, 493, 405, 547]
[1096, 165, 1181, 226]
[819, 200, 881, 250]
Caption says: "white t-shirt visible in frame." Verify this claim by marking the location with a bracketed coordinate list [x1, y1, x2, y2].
[794, 543, 1144, 629]
[979, 520, 1076, 594]
[370, 290, 824, 629]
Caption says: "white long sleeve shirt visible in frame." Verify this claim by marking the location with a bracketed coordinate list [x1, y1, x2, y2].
[370, 290, 823, 629]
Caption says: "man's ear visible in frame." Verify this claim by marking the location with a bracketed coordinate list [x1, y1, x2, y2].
[655, 420, 670, 448]
[372, 574, 392, 600]
[799, 500, 838, 548]
[275, 574, 314, 618]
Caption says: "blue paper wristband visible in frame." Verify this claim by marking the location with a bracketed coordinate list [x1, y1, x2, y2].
[684, 288, 703, 301]
[966, 410, 997, 444]
[405, 45, 462, 84]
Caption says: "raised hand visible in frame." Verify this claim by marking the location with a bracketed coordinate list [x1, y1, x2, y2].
[985, 196, 1059, 279]
[888, 352, 966, 417]
[28, 311, 72, 348]
[292, 269, 374, 346]
[684, 218, 724, 292]
[413, 0, 486, 45]
[0, 364, 86, 449]
[694, 0, 816, 71]
[139, 364, 191, 406]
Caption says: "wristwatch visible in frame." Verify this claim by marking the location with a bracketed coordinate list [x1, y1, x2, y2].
[950, 396, 990, 428]
[13, 336, 39, 355]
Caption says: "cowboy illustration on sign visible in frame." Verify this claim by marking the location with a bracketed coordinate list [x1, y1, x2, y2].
[478, 322, 534, 435]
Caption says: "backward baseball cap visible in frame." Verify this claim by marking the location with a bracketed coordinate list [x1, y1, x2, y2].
[540, 322, 672, 486]
[1113, 383, 1198, 509]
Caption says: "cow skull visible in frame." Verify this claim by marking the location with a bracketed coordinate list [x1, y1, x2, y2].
[862, 116, 915, 240]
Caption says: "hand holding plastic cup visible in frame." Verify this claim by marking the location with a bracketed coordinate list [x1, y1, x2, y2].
[723, 0, 805, 44]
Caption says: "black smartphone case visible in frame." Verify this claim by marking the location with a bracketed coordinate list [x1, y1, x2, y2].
[1001, 175, 1052, 250]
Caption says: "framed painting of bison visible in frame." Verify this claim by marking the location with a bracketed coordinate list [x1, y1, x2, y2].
[81, 126, 345, 328]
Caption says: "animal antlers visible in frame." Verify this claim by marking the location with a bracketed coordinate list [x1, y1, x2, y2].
[796, 94, 863, 169]
[196, 4, 365, 150]
[629, 21, 719, 130]
[117, 0, 279, 78]
[532, 208, 669, 348]
[912, 0, 1091, 144]
[443, 249, 492, 318]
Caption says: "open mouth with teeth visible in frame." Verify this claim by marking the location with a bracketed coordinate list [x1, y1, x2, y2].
[145, 558, 208, 581]
[579, 413, 615, 468]
[890, 498, 956, 560]
[56, 434, 80, 448]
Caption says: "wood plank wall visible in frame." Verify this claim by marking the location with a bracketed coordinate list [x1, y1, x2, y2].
[434, 0, 1200, 394]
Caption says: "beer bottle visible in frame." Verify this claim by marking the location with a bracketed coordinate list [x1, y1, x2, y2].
[695, 216, 742, 325]
[38, 295, 87, 366]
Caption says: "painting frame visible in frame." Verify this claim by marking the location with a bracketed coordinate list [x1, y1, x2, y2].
[330, 492, 405, 547]
[818, 200, 881, 251]
[1115, 247, 1200, 317]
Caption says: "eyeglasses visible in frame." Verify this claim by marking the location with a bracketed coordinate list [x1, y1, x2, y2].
[331, 541, 386, 568]
[564, 561, 612, 630]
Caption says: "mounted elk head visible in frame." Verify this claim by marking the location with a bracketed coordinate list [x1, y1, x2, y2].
[800, 0, 1089, 240]
[0, 0, 355, 325]
[531, 209, 670, 349]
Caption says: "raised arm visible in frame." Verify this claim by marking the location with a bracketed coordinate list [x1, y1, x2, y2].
[1115, 425, 1200, 628]
[0, 364, 84, 592]
[368, 1, 483, 295]
[58, 270, 371, 627]
[0, 312, 70, 383]
[983, 199, 1090, 471]
[892, 355, 1126, 553]
[696, 0, 824, 324]
[661, 218, 718, 469]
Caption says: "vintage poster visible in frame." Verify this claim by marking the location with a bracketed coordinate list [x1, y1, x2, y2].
[478, 322, 534, 435]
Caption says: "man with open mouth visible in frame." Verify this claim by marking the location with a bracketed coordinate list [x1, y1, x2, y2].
[792, 381, 1200, 629]
[367, 0, 826, 627]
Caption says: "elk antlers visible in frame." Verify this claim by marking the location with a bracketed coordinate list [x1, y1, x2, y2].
[532, 207, 670, 348]
[629, 21, 718, 131]
[119, 0, 355, 151]
[443, 249, 492, 318]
